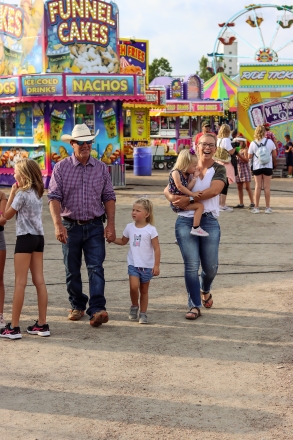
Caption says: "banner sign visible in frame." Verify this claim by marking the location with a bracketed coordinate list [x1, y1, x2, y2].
[186, 75, 202, 100]
[192, 102, 223, 112]
[240, 64, 293, 88]
[166, 102, 191, 112]
[136, 75, 145, 95]
[249, 95, 293, 127]
[66, 75, 134, 96]
[145, 90, 159, 105]
[170, 79, 183, 100]
[0, 77, 18, 98]
[45, 0, 119, 74]
[119, 39, 149, 84]
[22, 75, 63, 96]
[0, 0, 44, 75]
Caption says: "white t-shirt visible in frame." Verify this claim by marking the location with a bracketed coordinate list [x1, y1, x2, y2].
[123, 222, 158, 268]
[217, 137, 233, 152]
[248, 137, 276, 170]
[178, 163, 226, 218]
[11, 189, 44, 236]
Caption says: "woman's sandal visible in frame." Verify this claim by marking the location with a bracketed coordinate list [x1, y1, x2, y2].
[185, 307, 201, 320]
[201, 293, 213, 308]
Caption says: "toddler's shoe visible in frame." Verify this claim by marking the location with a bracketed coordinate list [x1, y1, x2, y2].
[139, 313, 148, 324]
[0, 313, 5, 328]
[190, 227, 209, 237]
[129, 306, 139, 320]
[0, 323, 22, 339]
[27, 320, 50, 337]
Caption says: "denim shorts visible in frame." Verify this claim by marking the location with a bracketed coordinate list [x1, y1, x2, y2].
[128, 265, 153, 283]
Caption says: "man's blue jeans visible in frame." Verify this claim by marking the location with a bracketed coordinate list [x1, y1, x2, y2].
[175, 213, 220, 309]
[62, 218, 106, 317]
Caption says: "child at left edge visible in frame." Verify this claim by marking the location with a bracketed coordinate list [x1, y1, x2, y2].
[112, 198, 161, 324]
[0, 159, 50, 340]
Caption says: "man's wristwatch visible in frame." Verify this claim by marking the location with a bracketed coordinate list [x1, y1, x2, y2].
[189, 197, 194, 204]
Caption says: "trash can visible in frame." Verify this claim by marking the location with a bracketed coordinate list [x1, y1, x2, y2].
[133, 147, 152, 176]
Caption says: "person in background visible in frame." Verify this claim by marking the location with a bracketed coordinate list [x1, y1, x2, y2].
[248, 125, 277, 214]
[284, 134, 293, 178]
[214, 124, 235, 212]
[48, 124, 116, 328]
[195, 121, 216, 145]
[233, 136, 254, 209]
[264, 123, 278, 152]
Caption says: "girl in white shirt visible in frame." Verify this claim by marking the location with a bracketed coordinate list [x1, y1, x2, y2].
[113, 198, 161, 324]
[248, 125, 277, 214]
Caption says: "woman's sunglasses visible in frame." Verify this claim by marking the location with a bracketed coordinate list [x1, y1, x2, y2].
[75, 140, 93, 146]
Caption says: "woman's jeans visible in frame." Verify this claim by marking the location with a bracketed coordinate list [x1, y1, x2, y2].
[175, 214, 221, 308]
[62, 217, 106, 318]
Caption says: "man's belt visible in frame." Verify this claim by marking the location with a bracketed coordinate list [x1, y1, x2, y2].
[63, 216, 102, 225]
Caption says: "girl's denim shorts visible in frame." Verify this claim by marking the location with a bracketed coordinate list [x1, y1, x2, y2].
[128, 265, 153, 283]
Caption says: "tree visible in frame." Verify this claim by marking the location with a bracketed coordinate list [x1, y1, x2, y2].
[149, 58, 172, 83]
[196, 56, 214, 82]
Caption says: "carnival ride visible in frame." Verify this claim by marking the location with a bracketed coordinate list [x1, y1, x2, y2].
[208, 4, 293, 78]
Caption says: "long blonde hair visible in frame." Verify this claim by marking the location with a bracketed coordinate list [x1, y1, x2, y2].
[254, 125, 266, 141]
[218, 124, 231, 139]
[15, 159, 44, 198]
[172, 149, 198, 173]
[134, 198, 155, 225]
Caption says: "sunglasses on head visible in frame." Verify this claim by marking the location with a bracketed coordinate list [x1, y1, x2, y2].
[75, 140, 93, 146]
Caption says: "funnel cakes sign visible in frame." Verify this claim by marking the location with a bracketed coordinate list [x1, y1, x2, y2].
[0, 3, 24, 39]
[45, 0, 119, 74]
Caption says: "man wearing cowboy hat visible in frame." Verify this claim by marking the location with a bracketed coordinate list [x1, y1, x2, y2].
[48, 124, 116, 327]
[194, 121, 216, 145]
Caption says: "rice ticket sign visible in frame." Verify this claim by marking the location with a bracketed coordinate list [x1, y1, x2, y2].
[66, 75, 134, 96]
[240, 64, 293, 88]
[45, 0, 120, 74]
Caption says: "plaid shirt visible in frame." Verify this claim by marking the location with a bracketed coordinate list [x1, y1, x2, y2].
[48, 154, 116, 220]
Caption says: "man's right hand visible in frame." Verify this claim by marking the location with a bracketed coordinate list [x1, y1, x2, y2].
[55, 223, 68, 244]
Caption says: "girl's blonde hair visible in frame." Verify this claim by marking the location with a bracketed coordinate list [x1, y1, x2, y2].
[218, 124, 231, 139]
[254, 125, 266, 141]
[15, 159, 44, 198]
[134, 198, 154, 225]
[172, 149, 198, 173]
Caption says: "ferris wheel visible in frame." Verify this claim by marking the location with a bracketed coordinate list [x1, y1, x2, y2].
[208, 4, 293, 78]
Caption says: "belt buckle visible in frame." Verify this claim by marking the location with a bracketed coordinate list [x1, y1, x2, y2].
[77, 220, 84, 225]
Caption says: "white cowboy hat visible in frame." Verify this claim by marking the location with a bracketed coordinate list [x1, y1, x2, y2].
[234, 136, 246, 142]
[61, 124, 99, 144]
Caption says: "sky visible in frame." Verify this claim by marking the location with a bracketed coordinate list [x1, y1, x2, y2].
[117, 0, 293, 75]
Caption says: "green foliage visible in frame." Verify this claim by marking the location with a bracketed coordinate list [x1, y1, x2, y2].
[149, 58, 173, 83]
[196, 56, 214, 82]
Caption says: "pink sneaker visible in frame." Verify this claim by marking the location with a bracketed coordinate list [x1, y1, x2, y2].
[190, 227, 209, 237]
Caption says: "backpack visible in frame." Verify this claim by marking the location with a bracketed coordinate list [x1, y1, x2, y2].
[213, 139, 231, 163]
[255, 139, 271, 165]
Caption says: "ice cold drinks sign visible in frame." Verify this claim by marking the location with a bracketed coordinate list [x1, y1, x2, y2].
[46, 0, 117, 46]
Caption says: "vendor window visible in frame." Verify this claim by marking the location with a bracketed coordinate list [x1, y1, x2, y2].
[191, 117, 198, 136]
[122, 109, 131, 138]
[161, 117, 176, 130]
[0, 105, 33, 138]
[150, 117, 159, 135]
[179, 116, 190, 130]
[74, 104, 95, 135]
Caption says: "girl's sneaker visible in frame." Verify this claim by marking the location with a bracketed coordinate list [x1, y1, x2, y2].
[251, 207, 260, 214]
[190, 227, 209, 237]
[0, 324, 22, 339]
[0, 313, 5, 328]
[27, 321, 50, 337]
[129, 306, 139, 321]
[139, 313, 148, 324]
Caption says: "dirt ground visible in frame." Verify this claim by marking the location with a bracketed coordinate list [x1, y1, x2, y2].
[0, 169, 293, 440]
